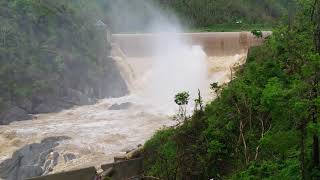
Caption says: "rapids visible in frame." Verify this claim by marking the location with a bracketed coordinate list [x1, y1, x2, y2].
[0, 31, 266, 176]
[0, 53, 246, 174]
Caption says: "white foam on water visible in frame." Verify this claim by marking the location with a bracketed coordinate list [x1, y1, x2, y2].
[0, 51, 246, 174]
[0, 0, 249, 174]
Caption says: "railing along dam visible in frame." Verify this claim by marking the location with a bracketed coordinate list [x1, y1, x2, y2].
[111, 32, 271, 57]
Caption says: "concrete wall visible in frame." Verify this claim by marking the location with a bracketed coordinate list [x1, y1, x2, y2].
[26, 158, 144, 180]
[26, 167, 97, 180]
[101, 158, 143, 180]
[111, 32, 271, 57]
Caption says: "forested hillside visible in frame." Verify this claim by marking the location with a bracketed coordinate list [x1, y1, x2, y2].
[155, 0, 288, 30]
[0, 0, 287, 124]
[0, 0, 127, 124]
[96, 0, 287, 32]
[143, 0, 320, 179]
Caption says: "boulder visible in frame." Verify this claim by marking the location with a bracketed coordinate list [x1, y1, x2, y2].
[27, 166, 97, 180]
[63, 153, 76, 162]
[126, 146, 143, 160]
[0, 136, 70, 180]
[42, 152, 59, 175]
[109, 102, 132, 110]
[65, 88, 93, 105]
[33, 103, 60, 114]
[0, 106, 31, 125]
[17, 98, 33, 112]
[17, 166, 43, 180]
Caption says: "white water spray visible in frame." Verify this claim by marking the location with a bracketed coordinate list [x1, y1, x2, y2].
[109, 2, 210, 113]
[139, 35, 209, 113]
[0, 0, 251, 176]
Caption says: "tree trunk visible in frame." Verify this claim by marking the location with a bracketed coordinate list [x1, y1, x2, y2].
[240, 120, 249, 165]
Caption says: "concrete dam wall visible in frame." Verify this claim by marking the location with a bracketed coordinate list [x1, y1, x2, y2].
[111, 31, 270, 96]
[112, 32, 270, 57]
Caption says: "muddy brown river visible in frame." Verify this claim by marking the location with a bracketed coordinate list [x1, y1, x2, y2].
[0, 32, 269, 178]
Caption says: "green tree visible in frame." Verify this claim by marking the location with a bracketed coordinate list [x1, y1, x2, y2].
[174, 91, 190, 122]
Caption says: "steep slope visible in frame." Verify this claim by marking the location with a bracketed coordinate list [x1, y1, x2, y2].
[0, 0, 128, 124]
[98, 0, 288, 32]
[143, 1, 320, 179]
[156, 0, 288, 27]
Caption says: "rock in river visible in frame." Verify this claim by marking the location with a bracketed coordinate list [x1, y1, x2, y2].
[0, 136, 70, 180]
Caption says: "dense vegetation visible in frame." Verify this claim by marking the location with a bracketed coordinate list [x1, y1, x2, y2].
[0, 0, 287, 121]
[95, 0, 288, 33]
[0, 0, 127, 122]
[143, 0, 320, 179]
[0, 0, 95, 99]
[156, 0, 289, 31]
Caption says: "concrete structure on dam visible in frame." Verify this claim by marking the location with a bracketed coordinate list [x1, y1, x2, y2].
[112, 32, 271, 57]
[111, 31, 271, 94]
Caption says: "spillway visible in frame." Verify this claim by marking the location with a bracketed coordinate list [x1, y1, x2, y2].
[112, 32, 268, 57]
[111, 32, 270, 104]
[0, 32, 269, 179]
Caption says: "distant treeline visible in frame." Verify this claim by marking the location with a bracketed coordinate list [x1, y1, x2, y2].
[155, 0, 289, 27]
[93, 0, 288, 32]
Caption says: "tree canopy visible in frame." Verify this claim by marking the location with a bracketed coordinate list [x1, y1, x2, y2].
[143, 0, 320, 179]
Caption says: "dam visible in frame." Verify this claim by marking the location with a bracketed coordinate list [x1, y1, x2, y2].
[0, 32, 269, 180]
[112, 32, 268, 57]
[111, 32, 270, 103]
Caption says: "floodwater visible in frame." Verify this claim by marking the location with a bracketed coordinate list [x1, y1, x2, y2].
[0, 32, 265, 174]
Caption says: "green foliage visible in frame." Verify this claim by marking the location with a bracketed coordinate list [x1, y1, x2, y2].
[194, 89, 204, 112]
[0, 0, 109, 107]
[210, 82, 223, 95]
[143, 128, 178, 179]
[101, 0, 286, 32]
[210, 82, 219, 91]
[233, 159, 300, 180]
[251, 30, 263, 38]
[174, 92, 190, 106]
[192, 23, 273, 32]
[155, 0, 287, 29]
[143, 1, 320, 179]
[174, 91, 190, 122]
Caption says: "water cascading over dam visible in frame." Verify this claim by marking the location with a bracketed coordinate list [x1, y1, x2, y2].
[112, 32, 268, 109]
[0, 31, 269, 179]
[112, 32, 265, 57]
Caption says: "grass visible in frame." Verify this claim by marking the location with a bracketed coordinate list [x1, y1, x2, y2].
[189, 23, 274, 32]
[114, 24, 274, 34]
